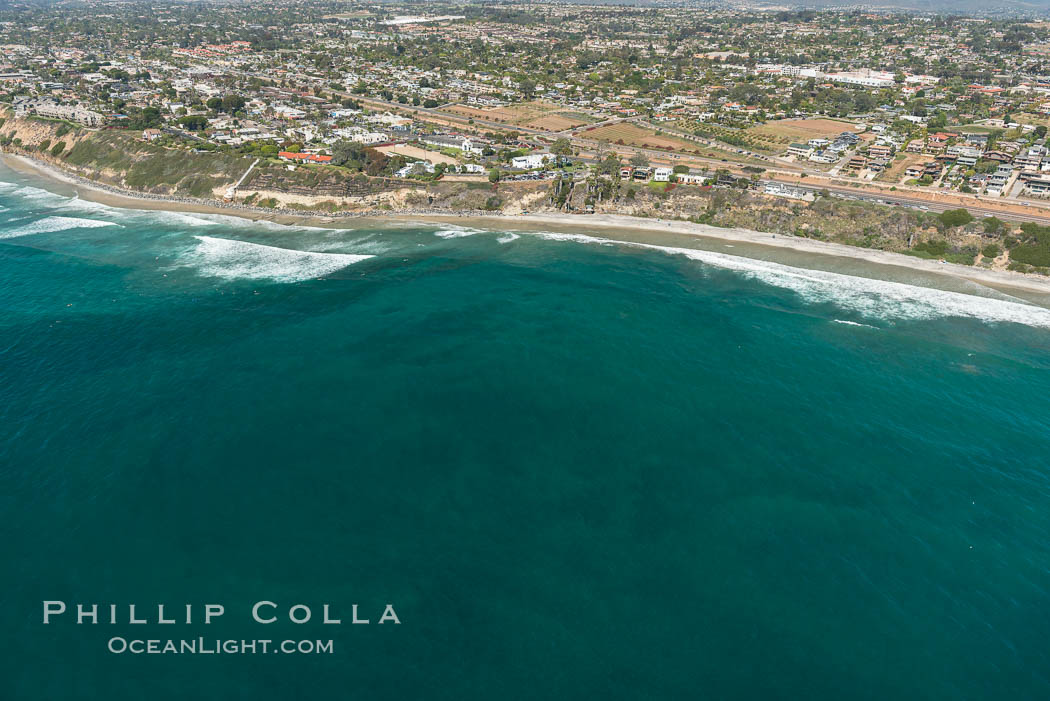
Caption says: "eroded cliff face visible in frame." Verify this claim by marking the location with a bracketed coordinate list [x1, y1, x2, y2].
[1, 111, 91, 160]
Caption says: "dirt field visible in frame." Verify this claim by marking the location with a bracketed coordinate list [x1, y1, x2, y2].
[583, 123, 701, 153]
[376, 144, 459, 165]
[877, 153, 928, 183]
[525, 113, 591, 131]
[444, 101, 561, 126]
[749, 118, 861, 144]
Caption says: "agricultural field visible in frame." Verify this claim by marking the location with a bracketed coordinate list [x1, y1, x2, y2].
[525, 112, 594, 131]
[685, 120, 783, 153]
[748, 118, 861, 145]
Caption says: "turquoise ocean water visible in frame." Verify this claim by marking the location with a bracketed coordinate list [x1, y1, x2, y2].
[2, 162, 1050, 699]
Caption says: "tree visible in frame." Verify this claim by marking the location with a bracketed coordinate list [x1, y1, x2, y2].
[928, 111, 948, 130]
[520, 79, 536, 99]
[938, 208, 973, 228]
[982, 217, 1004, 234]
[630, 152, 650, 168]
[178, 115, 208, 131]
[330, 140, 365, 168]
[488, 169, 502, 183]
[551, 137, 572, 156]
[206, 97, 222, 111]
[221, 94, 246, 113]
[597, 154, 621, 176]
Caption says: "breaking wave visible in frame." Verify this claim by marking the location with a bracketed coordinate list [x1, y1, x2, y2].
[531, 231, 1050, 329]
[434, 225, 484, 239]
[0, 216, 121, 239]
[10, 184, 70, 205]
[180, 236, 374, 282]
[833, 319, 879, 329]
[497, 233, 520, 244]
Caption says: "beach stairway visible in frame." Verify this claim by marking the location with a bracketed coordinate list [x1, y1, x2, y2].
[225, 158, 260, 201]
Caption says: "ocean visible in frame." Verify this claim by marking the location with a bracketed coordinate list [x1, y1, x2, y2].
[2, 162, 1050, 699]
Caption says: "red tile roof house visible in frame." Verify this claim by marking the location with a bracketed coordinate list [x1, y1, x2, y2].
[278, 152, 333, 163]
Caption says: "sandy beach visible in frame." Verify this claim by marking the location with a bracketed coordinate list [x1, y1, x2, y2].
[8, 151, 1050, 298]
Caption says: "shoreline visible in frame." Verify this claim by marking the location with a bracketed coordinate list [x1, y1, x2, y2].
[7, 151, 1050, 297]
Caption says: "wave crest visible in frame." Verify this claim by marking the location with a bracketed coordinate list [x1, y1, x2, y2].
[0, 216, 121, 239]
[181, 236, 374, 282]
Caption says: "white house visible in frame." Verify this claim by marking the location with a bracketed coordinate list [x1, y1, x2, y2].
[511, 154, 550, 170]
[652, 166, 673, 182]
[676, 173, 707, 185]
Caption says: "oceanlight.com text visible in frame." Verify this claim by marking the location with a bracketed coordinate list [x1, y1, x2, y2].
[107, 637, 334, 655]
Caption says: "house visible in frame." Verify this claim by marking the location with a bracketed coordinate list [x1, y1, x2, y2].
[1015, 147, 1045, 171]
[787, 143, 814, 158]
[620, 167, 634, 180]
[868, 144, 893, 159]
[271, 105, 306, 120]
[1025, 176, 1050, 195]
[278, 151, 333, 163]
[905, 162, 938, 178]
[763, 182, 813, 201]
[633, 167, 652, 181]
[351, 132, 388, 145]
[676, 173, 707, 185]
[652, 166, 673, 182]
[905, 139, 924, 153]
[982, 150, 1012, 164]
[15, 97, 105, 127]
[511, 153, 549, 170]
[421, 134, 473, 152]
[987, 165, 1014, 193]
[846, 155, 868, 170]
[142, 128, 162, 141]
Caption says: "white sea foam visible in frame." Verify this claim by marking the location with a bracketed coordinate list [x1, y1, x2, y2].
[497, 233, 520, 244]
[187, 212, 337, 232]
[833, 319, 878, 329]
[181, 236, 374, 282]
[60, 197, 118, 214]
[149, 210, 218, 227]
[0, 216, 121, 239]
[313, 233, 393, 255]
[530, 231, 1050, 329]
[12, 185, 68, 203]
[434, 225, 484, 239]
